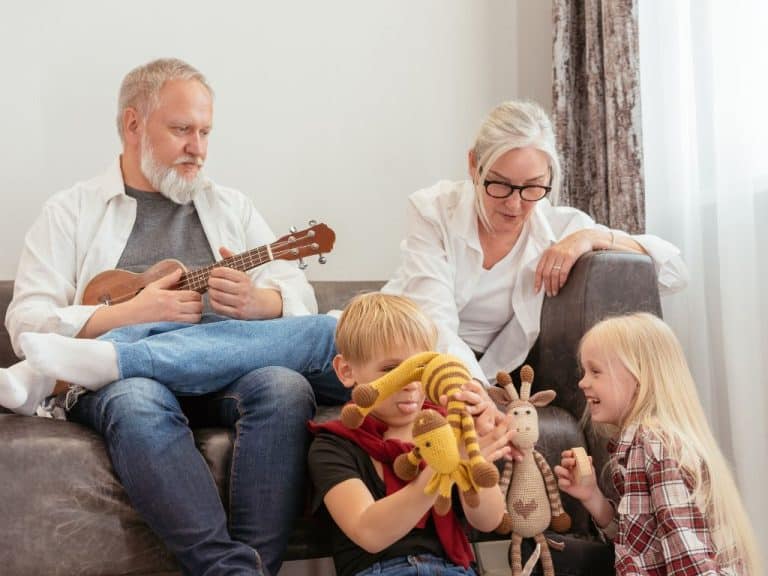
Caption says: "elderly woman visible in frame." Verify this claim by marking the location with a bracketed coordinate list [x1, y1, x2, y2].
[383, 100, 687, 385]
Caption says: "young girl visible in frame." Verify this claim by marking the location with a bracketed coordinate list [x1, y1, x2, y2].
[555, 313, 761, 575]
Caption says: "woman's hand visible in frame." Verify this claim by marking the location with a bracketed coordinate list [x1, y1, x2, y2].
[439, 379, 502, 435]
[535, 230, 595, 297]
[440, 379, 523, 461]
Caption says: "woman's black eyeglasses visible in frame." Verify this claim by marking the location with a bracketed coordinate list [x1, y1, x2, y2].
[483, 180, 551, 201]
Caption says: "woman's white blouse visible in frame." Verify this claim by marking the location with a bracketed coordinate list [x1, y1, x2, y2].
[383, 180, 688, 385]
[457, 231, 525, 354]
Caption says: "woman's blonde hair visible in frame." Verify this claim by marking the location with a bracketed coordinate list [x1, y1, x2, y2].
[582, 313, 761, 574]
[471, 100, 561, 231]
[335, 292, 437, 365]
[117, 58, 213, 142]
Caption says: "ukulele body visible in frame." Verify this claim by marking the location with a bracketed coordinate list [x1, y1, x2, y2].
[82, 259, 188, 306]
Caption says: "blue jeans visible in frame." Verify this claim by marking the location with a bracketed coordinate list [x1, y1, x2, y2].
[356, 554, 477, 576]
[102, 314, 349, 405]
[69, 368, 313, 576]
[68, 315, 347, 576]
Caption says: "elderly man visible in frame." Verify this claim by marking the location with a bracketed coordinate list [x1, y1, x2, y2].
[4, 58, 337, 575]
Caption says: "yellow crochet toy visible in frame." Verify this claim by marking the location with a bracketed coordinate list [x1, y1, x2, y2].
[341, 351, 499, 495]
[487, 366, 571, 576]
[396, 409, 481, 515]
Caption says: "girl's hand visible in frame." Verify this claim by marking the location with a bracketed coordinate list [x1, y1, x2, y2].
[554, 449, 599, 502]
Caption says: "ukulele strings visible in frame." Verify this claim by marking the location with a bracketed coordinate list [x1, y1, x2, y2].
[178, 234, 318, 292]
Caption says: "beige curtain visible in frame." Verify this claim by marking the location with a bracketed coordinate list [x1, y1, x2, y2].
[552, 0, 645, 233]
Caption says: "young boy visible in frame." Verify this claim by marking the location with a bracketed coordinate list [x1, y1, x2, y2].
[308, 292, 513, 576]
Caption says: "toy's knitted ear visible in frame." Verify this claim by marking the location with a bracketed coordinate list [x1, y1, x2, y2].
[529, 390, 556, 407]
[487, 386, 510, 407]
[489, 371, 517, 407]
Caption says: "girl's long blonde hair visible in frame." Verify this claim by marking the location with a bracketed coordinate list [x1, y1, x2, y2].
[582, 313, 760, 574]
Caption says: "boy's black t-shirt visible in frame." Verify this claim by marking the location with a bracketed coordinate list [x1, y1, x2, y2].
[308, 432, 446, 576]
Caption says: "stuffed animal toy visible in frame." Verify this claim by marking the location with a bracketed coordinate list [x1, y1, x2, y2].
[487, 366, 571, 576]
[341, 351, 499, 493]
[396, 409, 481, 515]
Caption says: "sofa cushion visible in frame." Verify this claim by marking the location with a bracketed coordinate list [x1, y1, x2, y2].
[0, 413, 179, 574]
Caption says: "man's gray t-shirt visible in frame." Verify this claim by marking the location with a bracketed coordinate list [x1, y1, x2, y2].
[117, 186, 216, 311]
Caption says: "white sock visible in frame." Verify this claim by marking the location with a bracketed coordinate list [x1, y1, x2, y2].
[21, 332, 120, 391]
[0, 361, 55, 413]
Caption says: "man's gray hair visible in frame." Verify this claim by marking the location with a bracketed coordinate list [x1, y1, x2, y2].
[117, 58, 214, 141]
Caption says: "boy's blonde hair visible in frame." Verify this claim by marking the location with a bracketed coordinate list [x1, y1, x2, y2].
[335, 293, 437, 364]
[582, 313, 761, 574]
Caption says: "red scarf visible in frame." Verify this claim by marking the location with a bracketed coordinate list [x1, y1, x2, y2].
[308, 404, 474, 568]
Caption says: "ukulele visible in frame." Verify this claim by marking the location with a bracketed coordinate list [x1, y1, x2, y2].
[82, 222, 335, 306]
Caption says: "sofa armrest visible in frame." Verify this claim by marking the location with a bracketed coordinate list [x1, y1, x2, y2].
[535, 250, 661, 415]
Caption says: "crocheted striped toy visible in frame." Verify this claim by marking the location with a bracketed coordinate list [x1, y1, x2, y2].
[341, 351, 499, 502]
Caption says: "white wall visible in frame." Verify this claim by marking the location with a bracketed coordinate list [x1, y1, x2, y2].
[0, 0, 552, 282]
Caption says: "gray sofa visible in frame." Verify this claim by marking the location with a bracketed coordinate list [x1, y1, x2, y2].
[0, 251, 661, 575]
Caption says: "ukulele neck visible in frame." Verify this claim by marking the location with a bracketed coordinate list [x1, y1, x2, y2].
[177, 245, 273, 293]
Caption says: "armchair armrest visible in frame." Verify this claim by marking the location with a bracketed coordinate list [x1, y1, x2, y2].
[535, 250, 661, 415]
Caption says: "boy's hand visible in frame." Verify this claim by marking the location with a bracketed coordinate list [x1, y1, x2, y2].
[477, 412, 517, 463]
[554, 449, 599, 502]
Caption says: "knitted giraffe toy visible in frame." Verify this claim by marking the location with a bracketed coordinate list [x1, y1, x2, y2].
[487, 366, 571, 576]
[341, 351, 499, 502]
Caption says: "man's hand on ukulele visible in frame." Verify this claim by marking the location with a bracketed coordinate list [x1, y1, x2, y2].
[131, 269, 203, 323]
[209, 247, 283, 320]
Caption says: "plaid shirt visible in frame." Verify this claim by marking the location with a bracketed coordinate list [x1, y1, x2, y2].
[600, 424, 737, 576]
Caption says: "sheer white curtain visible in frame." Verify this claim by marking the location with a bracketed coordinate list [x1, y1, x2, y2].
[639, 0, 768, 547]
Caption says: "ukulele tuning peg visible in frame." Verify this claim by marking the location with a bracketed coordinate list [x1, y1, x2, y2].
[318, 255, 327, 265]
[290, 225, 298, 233]
[298, 257, 309, 270]
[308, 219, 317, 226]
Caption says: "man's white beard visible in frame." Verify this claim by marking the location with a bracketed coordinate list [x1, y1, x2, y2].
[139, 134, 208, 205]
